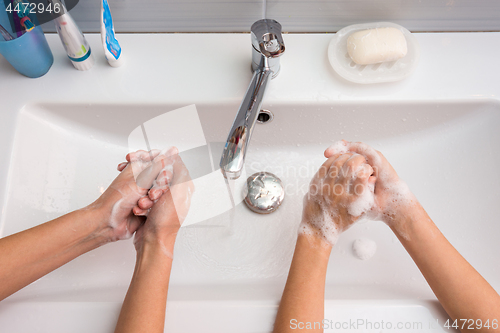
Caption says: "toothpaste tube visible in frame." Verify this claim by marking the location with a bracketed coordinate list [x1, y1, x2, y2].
[101, 0, 124, 67]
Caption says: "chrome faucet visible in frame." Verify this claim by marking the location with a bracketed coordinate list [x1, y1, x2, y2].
[220, 19, 285, 179]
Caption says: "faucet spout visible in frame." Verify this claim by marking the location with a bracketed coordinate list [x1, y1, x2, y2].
[220, 19, 285, 179]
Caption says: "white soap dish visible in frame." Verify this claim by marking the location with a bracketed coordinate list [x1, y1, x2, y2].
[328, 22, 420, 84]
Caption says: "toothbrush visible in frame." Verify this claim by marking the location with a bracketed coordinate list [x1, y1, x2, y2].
[12, 0, 35, 32]
[47, 0, 94, 70]
[7, 0, 23, 37]
[0, 24, 14, 41]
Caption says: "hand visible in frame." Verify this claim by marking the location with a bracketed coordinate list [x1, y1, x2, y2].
[117, 149, 176, 216]
[300, 152, 376, 246]
[133, 152, 194, 256]
[324, 141, 424, 238]
[88, 148, 178, 242]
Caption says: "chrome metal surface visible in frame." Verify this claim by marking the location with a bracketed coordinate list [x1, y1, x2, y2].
[251, 19, 285, 77]
[244, 172, 285, 214]
[257, 109, 274, 123]
[220, 19, 285, 179]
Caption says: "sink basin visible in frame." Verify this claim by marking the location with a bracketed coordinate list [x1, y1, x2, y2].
[1, 99, 499, 332]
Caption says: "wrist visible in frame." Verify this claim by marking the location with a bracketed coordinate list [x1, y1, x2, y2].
[296, 232, 332, 264]
[84, 199, 123, 243]
[137, 236, 176, 261]
[299, 214, 341, 249]
[297, 224, 333, 254]
[140, 229, 177, 256]
[389, 203, 434, 241]
[62, 206, 112, 250]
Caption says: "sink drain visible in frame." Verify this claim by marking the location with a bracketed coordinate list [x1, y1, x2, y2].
[257, 109, 273, 124]
[244, 171, 284, 214]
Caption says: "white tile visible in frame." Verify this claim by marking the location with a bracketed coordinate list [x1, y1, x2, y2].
[266, 0, 500, 32]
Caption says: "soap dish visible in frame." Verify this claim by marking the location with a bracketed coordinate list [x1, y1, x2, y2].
[328, 22, 420, 84]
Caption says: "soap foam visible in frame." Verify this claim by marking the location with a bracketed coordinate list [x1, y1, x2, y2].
[106, 148, 178, 239]
[326, 140, 419, 240]
[325, 140, 349, 156]
[299, 157, 376, 246]
[299, 203, 341, 246]
[352, 238, 377, 260]
[348, 182, 375, 217]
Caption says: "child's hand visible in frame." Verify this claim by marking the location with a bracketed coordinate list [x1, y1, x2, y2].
[89, 148, 178, 242]
[117, 149, 176, 216]
[133, 153, 194, 256]
[300, 152, 376, 245]
[324, 141, 423, 238]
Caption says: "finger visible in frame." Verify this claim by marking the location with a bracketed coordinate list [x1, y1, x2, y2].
[169, 152, 191, 187]
[126, 150, 147, 163]
[335, 155, 367, 196]
[351, 164, 373, 194]
[169, 154, 195, 225]
[133, 206, 149, 216]
[126, 149, 161, 163]
[149, 187, 168, 201]
[128, 215, 146, 234]
[355, 162, 374, 181]
[117, 162, 129, 172]
[324, 140, 349, 158]
[135, 147, 178, 190]
[138, 196, 154, 210]
[315, 154, 343, 180]
[156, 168, 174, 187]
[324, 153, 353, 184]
[343, 142, 382, 168]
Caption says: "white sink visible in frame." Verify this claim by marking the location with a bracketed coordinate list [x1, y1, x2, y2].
[1, 99, 499, 332]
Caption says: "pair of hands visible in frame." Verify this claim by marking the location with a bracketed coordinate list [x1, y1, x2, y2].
[302, 140, 420, 244]
[93, 140, 413, 250]
[90, 147, 194, 253]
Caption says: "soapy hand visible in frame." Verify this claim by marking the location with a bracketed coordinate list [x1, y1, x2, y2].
[300, 152, 376, 246]
[324, 140, 422, 238]
[133, 152, 194, 255]
[89, 148, 178, 242]
[117, 149, 176, 216]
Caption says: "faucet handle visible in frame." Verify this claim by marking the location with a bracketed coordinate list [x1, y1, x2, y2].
[251, 19, 285, 58]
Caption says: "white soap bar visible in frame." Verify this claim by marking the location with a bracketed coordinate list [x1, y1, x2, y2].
[347, 27, 407, 65]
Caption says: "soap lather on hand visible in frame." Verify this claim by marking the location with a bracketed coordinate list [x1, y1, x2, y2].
[347, 27, 407, 65]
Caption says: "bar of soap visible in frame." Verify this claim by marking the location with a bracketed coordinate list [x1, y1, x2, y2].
[347, 27, 407, 65]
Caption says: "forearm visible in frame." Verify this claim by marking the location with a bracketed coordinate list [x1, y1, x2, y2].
[394, 208, 500, 332]
[0, 207, 107, 301]
[115, 238, 174, 333]
[273, 233, 332, 333]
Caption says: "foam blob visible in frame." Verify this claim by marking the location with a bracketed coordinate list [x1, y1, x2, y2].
[348, 182, 375, 217]
[352, 238, 377, 260]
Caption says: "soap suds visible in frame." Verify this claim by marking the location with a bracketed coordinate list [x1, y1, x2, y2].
[299, 200, 341, 246]
[348, 181, 375, 217]
[106, 147, 179, 239]
[299, 149, 376, 246]
[352, 238, 377, 260]
[325, 140, 419, 240]
[325, 140, 349, 156]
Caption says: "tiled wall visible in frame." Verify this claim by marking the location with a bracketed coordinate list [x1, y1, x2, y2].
[43, 0, 500, 33]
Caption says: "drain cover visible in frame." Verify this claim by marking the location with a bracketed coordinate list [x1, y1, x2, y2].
[244, 171, 285, 214]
